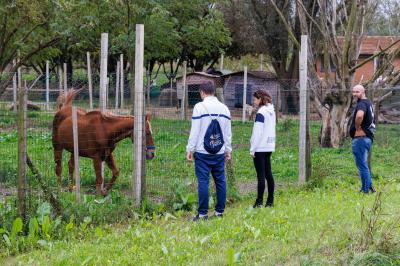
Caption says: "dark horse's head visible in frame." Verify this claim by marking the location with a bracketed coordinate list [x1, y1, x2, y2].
[145, 114, 156, 160]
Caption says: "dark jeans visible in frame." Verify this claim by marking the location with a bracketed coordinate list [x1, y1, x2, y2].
[253, 152, 274, 205]
[352, 137, 373, 193]
[194, 153, 226, 215]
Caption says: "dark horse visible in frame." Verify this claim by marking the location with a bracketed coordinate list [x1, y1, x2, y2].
[52, 89, 156, 196]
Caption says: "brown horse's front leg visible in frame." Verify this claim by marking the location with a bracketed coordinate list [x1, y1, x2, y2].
[93, 157, 107, 196]
[54, 149, 63, 189]
[68, 154, 75, 192]
[105, 154, 119, 192]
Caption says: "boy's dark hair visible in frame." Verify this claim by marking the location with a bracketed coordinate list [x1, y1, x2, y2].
[253, 89, 272, 106]
[199, 82, 215, 95]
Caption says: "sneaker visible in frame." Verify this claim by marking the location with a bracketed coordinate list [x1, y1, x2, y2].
[370, 187, 376, 193]
[253, 200, 263, 208]
[210, 212, 223, 219]
[193, 214, 208, 222]
[265, 202, 274, 207]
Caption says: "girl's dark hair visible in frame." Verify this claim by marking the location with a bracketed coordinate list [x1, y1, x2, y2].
[253, 89, 272, 106]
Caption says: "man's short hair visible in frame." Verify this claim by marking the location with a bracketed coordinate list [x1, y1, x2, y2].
[199, 82, 215, 95]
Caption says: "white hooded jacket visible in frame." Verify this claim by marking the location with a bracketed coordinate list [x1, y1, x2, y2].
[250, 104, 276, 155]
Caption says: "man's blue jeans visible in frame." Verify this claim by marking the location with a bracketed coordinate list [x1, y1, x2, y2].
[194, 153, 226, 215]
[352, 137, 373, 193]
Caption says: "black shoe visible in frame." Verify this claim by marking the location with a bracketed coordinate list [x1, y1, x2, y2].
[370, 187, 376, 193]
[193, 214, 208, 222]
[253, 201, 263, 208]
[265, 202, 274, 207]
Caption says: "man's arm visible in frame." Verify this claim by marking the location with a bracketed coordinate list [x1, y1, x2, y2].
[186, 105, 201, 161]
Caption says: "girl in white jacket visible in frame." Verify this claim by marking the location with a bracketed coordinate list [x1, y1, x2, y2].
[250, 89, 276, 208]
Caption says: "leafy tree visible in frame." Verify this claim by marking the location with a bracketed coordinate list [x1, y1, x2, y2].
[0, 0, 60, 95]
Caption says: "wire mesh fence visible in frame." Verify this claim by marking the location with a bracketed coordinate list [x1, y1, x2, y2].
[1, 70, 400, 222]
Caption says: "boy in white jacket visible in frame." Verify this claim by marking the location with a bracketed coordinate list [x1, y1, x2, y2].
[187, 82, 232, 221]
[250, 89, 276, 208]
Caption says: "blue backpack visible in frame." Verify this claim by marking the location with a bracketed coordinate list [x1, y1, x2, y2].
[202, 104, 224, 154]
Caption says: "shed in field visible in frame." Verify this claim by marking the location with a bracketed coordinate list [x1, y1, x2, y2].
[176, 72, 224, 107]
[222, 71, 280, 109]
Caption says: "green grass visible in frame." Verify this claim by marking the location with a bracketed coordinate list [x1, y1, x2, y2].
[6, 180, 400, 265]
[1, 110, 400, 264]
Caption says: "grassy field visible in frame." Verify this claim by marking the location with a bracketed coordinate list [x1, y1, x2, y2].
[1, 109, 400, 264]
[5, 182, 400, 265]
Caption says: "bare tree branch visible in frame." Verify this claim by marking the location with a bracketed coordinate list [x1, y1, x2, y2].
[296, 0, 325, 37]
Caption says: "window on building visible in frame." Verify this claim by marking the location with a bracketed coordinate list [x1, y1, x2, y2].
[234, 84, 252, 108]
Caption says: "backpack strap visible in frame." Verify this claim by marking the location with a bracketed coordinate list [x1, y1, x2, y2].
[201, 102, 220, 120]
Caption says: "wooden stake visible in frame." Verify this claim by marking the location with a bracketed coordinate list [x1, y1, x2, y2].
[299, 35, 311, 183]
[13, 59, 17, 112]
[100, 33, 108, 112]
[63, 63, 67, 92]
[133, 24, 145, 207]
[72, 106, 81, 202]
[17, 81, 27, 221]
[181, 61, 187, 120]
[58, 66, 63, 96]
[120, 54, 124, 110]
[87, 52, 93, 109]
[46, 60, 50, 110]
[242, 66, 248, 122]
[116, 61, 120, 111]
[220, 54, 224, 72]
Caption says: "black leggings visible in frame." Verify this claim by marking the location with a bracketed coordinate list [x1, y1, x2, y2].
[253, 152, 274, 204]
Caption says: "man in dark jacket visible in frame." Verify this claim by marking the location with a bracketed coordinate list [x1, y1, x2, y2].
[349, 84, 376, 193]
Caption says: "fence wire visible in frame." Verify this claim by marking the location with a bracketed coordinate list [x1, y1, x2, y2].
[1, 71, 400, 223]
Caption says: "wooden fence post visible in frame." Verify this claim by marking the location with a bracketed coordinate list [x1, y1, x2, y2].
[72, 106, 81, 202]
[242, 66, 248, 122]
[17, 81, 27, 221]
[63, 63, 67, 92]
[106, 77, 109, 109]
[220, 54, 224, 72]
[115, 61, 120, 111]
[46, 60, 50, 110]
[299, 35, 311, 183]
[87, 52, 93, 109]
[58, 66, 63, 96]
[120, 54, 124, 110]
[133, 24, 145, 207]
[100, 33, 108, 111]
[181, 61, 187, 120]
[13, 59, 17, 112]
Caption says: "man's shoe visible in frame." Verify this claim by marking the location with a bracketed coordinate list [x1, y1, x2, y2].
[210, 212, 223, 219]
[370, 187, 376, 193]
[193, 214, 208, 222]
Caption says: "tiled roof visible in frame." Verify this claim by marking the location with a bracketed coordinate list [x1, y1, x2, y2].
[337, 36, 400, 55]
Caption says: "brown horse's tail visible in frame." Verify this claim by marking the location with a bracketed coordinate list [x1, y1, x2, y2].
[56, 88, 84, 110]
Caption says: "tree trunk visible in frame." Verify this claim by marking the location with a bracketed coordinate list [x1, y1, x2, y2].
[319, 99, 352, 148]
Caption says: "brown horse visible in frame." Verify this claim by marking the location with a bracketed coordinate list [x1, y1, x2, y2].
[52, 89, 156, 196]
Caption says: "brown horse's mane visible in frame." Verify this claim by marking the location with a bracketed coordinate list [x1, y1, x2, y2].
[56, 88, 84, 110]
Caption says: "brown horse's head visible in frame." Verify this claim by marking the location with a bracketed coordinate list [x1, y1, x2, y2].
[145, 113, 156, 160]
